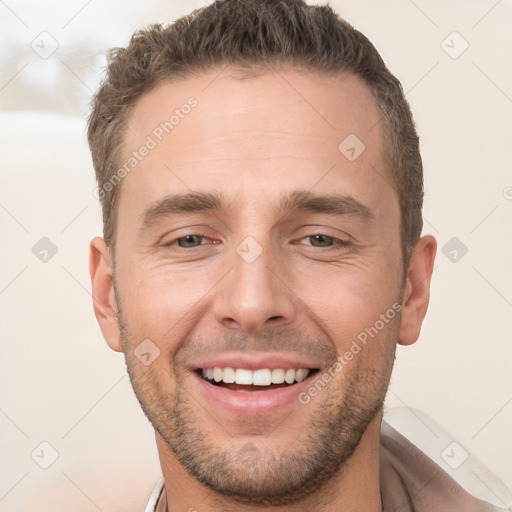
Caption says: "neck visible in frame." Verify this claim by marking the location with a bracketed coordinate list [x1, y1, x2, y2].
[155, 413, 383, 512]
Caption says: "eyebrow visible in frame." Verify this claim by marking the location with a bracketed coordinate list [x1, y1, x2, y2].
[279, 190, 374, 221]
[140, 191, 228, 230]
[140, 189, 373, 231]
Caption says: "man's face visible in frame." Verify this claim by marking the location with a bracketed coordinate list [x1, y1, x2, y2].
[106, 68, 404, 504]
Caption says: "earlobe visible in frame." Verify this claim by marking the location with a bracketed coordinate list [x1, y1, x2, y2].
[89, 237, 122, 352]
[397, 235, 437, 346]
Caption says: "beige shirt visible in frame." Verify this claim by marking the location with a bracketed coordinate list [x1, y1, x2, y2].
[144, 421, 504, 512]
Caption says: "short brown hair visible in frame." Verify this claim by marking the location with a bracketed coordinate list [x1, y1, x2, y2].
[88, 0, 423, 265]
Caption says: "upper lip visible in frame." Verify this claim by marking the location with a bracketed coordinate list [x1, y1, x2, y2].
[189, 352, 321, 371]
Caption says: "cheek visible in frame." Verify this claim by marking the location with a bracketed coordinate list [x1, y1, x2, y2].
[116, 263, 217, 347]
[288, 259, 401, 344]
[328, 313, 399, 403]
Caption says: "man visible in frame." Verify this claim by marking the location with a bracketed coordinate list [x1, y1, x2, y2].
[87, 1, 502, 510]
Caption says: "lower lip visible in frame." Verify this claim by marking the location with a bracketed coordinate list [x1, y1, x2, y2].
[190, 371, 317, 415]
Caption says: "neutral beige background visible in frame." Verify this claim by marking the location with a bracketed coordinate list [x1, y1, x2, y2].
[1, 1, 511, 510]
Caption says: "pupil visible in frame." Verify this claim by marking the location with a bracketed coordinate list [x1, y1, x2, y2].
[312, 235, 332, 246]
[179, 235, 201, 247]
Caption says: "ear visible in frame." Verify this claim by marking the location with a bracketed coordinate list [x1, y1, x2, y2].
[89, 237, 122, 352]
[398, 235, 437, 346]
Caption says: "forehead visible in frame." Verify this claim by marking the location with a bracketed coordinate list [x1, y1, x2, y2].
[118, 66, 393, 222]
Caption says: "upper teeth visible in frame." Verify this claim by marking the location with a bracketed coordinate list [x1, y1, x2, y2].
[201, 368, 310, 386]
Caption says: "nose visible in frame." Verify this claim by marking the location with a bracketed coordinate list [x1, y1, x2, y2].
[212, 243, 296, 334]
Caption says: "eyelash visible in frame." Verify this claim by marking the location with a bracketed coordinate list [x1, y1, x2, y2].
[164, 233, 350, 250]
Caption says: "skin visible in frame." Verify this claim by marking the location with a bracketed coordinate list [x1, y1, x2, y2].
[89, 66, 436, 512]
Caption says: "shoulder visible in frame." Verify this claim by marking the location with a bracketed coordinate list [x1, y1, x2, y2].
[380, 409, 510, 512]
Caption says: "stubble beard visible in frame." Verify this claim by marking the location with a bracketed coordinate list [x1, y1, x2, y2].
[116, 294, 397, 506]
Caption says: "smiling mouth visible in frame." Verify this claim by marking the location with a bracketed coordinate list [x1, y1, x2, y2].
[196, 367, 320, 392]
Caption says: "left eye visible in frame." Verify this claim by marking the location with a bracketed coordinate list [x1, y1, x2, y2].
[174, 235, 208, 248]
[298, 235, 344, 247]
